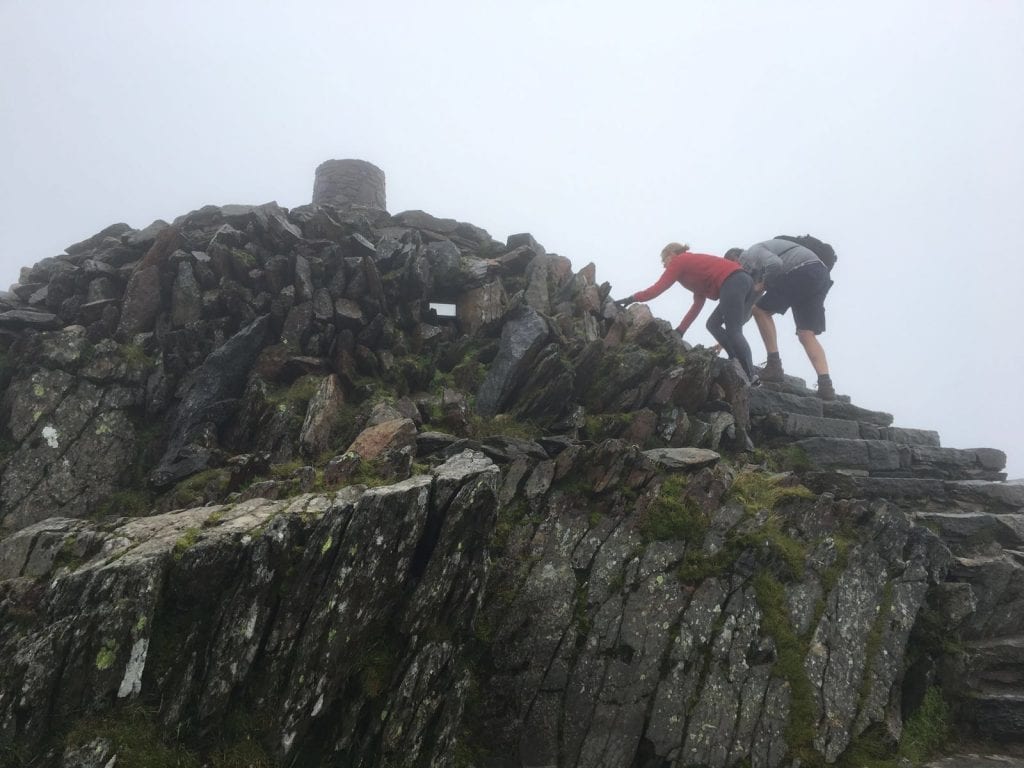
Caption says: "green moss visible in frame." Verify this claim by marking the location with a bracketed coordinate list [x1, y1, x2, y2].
[66, 706, 200, 767]
[168, 469, 232, 508]
[98, 489, 153, 518]
[753, 571, 817, 765]
[451, 358, 486, 391]
[581, 413, 633, 442]
[172, 527, 200, 562]
[755, 445, 813, 473]
[230, 248, 257, 269]
[490, 500, 534, 555]
[638, 476, 707, 543]
[677, 547, 733, 584]
[118, 342, 155, 368]
[467, 413, 541, 440]
[95, 638, 118, 670]
[729, 471, 815, 512]
[208, 737, 275, 768]
[733, 520, 809, 582]
[267, 375, 323, 408]
[898, 687, 951, 765]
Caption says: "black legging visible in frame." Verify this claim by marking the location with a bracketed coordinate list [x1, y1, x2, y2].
[706, 270, 755, 379]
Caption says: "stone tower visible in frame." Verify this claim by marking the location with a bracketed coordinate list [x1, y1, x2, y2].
[312, 159, 386, 210]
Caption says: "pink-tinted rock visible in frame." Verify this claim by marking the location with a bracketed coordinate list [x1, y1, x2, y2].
[346, 418, 417, 462]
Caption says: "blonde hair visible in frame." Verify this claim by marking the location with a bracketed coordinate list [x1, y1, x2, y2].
[661, 242, 690, 264]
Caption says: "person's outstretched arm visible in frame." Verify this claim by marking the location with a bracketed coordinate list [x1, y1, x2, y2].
[633, 259, 683, 302]
[677, 295, 706, 335]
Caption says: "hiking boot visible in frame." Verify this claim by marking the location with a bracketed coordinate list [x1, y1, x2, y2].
[760, 357, 785, 382]
[817, 379, 836, 401]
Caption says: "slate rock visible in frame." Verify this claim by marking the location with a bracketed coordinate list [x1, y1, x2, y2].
[643, 447, 721, 470]
[476, 306, 549, 417]
[299, 374, 344, 457]
[0, 309, 62, 330]
[150, 315, 269, 486]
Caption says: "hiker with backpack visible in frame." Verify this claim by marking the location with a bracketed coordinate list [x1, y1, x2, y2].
[614, 242, 759, 383]
[726, 236, 837, 400]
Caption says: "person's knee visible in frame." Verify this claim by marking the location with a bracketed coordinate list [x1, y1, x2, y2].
[797, 329, 820, 346]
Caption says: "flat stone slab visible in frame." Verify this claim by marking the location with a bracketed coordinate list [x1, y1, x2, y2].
[795, 437, 907, 472]
[913, 446, 1006, 472]
[749, 388, 823, 418]
[778, 413, 861, 440]
[915, 511, 1024, 551]
[0, 309, 61, 329]
[884, 426, 941, 446]
[822, 400, 894, 426]
[643, 447, 721, 470]
[950, 480, 1024, 509]
[804, 473, 946, 500]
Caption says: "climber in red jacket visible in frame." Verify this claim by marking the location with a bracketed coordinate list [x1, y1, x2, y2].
[615, 242, 757, 382]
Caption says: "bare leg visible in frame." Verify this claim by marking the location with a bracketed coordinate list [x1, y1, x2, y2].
[752, 305, 778, 355]
[797, 330, 829, 375]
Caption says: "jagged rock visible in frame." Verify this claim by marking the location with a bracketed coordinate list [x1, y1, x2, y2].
[65, 222, 134, 255]
[151, 315, 269, 486]
[458, 279, 507, 334]
[116, 227, 179, 339]
[476, 305, 549, 417]
[299, 374, 345, 456]
[171, 260, 202, 327]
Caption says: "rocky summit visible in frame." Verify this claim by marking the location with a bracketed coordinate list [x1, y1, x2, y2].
[0, 160, 1020, 768]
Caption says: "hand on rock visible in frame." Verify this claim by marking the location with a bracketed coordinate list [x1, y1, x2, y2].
[614, 295, 635, 308]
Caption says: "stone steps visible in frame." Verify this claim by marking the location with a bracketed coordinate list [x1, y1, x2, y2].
[749, 385, 1008, 481]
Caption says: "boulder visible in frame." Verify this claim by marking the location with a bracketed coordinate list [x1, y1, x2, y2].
[346, 418, 417, 462]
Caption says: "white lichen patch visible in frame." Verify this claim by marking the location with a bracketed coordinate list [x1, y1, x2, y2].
[243, 604, 259, 640]
[42, 425, 60, 448]
[282, 731, 296, 752]
[117, 638, 149, 698]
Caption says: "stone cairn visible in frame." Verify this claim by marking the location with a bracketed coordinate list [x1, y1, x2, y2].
[312, 158, 386, 210]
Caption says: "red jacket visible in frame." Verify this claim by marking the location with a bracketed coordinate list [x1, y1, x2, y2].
[633, 252, 741, 334]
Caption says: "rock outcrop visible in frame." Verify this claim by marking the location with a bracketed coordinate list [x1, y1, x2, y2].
[0, 162, 1019, 767]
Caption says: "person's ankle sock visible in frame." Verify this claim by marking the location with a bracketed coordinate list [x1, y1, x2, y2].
[768, 352, 781, 362]
[818, 374, 832, 385]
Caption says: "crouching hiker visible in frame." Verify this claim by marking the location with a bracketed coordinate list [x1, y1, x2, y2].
[615, 242, 759, 383]
[728, 238, 836, 400]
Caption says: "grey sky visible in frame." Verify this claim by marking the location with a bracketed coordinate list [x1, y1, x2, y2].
[2, 1, 1022, 477]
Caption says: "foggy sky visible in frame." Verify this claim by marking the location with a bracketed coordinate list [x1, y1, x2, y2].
[2, 0, 1022, 477]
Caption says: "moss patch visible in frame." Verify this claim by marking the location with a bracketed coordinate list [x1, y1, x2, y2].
[638, 476, 707, 543]
[728, 471, 815, 512]
[172, 527, 200, 562]
[66, 706, 200, 768]
[753, 571, 817, 765]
